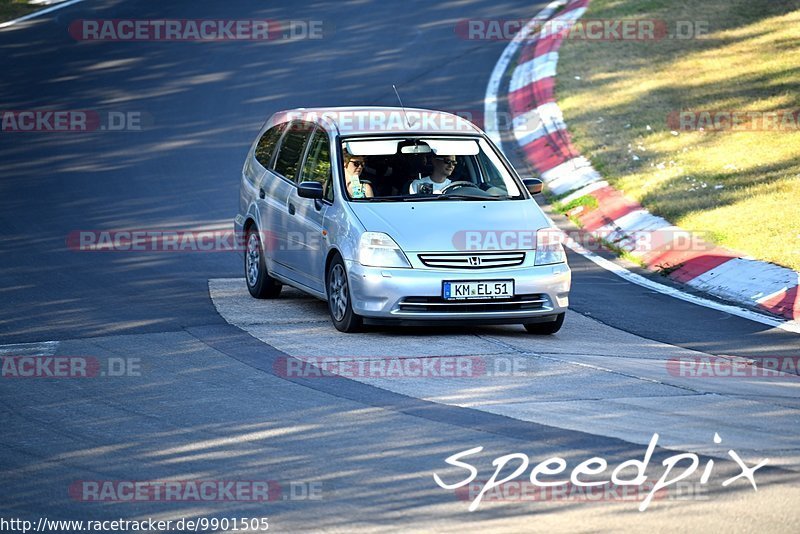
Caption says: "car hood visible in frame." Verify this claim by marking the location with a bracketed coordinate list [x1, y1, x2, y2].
[347, 200, 550, 252]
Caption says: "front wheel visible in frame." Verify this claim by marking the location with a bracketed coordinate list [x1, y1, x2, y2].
[245, 228, 282, 299]
[523, 313, 564, 335]
[327, 256, 363, 333]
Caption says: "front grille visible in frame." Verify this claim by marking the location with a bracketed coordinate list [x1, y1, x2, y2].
[418, 251, 525, 269]
[397, 294, 548, 313]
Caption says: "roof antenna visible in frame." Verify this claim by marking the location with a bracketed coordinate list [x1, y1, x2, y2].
[392, 84, 415, 128]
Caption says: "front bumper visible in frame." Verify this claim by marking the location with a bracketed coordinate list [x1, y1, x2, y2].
[345, 260, 570, 323]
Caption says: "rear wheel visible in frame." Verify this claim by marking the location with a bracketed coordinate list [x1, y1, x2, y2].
[327, 255, 363, 333]
[523, 313, 564, 335]
[245, 228, 282, 299]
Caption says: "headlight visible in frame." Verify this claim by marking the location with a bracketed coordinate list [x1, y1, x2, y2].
[358, 232, 411, 268]
[534, 227, 566, 265]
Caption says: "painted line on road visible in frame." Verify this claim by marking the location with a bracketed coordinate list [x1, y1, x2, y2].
[0, 340, 60, 356]
[189, 320, 654, 460]
[477, 334, 694, 391]
[564, 238, 800, 334]
[0, 0, 85, 30]
[208, 279, 800, 464]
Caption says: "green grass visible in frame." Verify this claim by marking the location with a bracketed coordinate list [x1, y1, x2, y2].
[553, 194, 599, 226]
[0, 0, 38, 23]
[553, 194, 599, 214]
[556, 0, 800, 271]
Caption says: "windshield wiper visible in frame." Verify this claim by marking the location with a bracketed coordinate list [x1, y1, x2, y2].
[432, 193, 506, 200]
[365, 195, 420, 202]
[364, 194, 510, 202]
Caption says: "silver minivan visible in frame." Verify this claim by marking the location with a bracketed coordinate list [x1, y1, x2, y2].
[235, 107, 571, 333]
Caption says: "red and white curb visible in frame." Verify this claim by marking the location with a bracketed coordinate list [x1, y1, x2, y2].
[486, 0, 800, 324]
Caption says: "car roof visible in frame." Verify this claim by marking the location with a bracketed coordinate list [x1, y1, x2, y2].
[269, 106, 484, 136]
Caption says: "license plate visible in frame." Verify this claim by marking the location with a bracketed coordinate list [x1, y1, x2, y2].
[443, 280, 514, 300]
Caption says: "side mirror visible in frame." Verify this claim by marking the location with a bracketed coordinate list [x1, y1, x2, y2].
[297, 181, 324, 199]
[522, 178, 544, 195]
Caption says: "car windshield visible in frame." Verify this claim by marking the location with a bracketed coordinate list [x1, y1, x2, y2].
[340, 136, 525, 201]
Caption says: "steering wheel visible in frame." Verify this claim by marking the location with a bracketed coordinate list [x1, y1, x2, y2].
[440, 181, 480, 194]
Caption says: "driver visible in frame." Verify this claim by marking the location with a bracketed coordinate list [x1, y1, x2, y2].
[343, 151, 374, 199]
[409, 155, 456, 194]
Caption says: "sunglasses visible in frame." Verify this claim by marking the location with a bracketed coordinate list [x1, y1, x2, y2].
[435, 157, 457, 166]
[348, 160, 365, 167]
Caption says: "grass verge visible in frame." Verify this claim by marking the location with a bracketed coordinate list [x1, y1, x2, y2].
[0, 0, 38, 23]
[556, 0, 800, 271]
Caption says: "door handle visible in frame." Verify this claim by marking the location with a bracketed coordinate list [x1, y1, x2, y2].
[259, 188, 265, 199]
[288, 202, 296, 215]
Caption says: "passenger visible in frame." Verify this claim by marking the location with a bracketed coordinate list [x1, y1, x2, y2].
[409, 155, 457, 194]
[343, 151, 374, 199]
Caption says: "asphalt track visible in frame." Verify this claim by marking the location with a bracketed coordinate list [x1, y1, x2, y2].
[1, 1, 799, 532]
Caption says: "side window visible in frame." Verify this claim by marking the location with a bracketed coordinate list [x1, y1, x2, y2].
[273, 121, 314, 180]
[477, 151, 505, 188]
[299, 128, 333, 201]
[254, 124, 285, 169]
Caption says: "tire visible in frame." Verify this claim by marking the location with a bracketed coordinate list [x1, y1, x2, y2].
[523, 313, 565, 335]
[244, 227, 282, 299]
[326, 255, 363, 333]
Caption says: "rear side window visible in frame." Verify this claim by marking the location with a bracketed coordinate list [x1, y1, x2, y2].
[299, 128, 333, 201]
[273, 121, 314, 180]
[254, 124, 285, 169]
